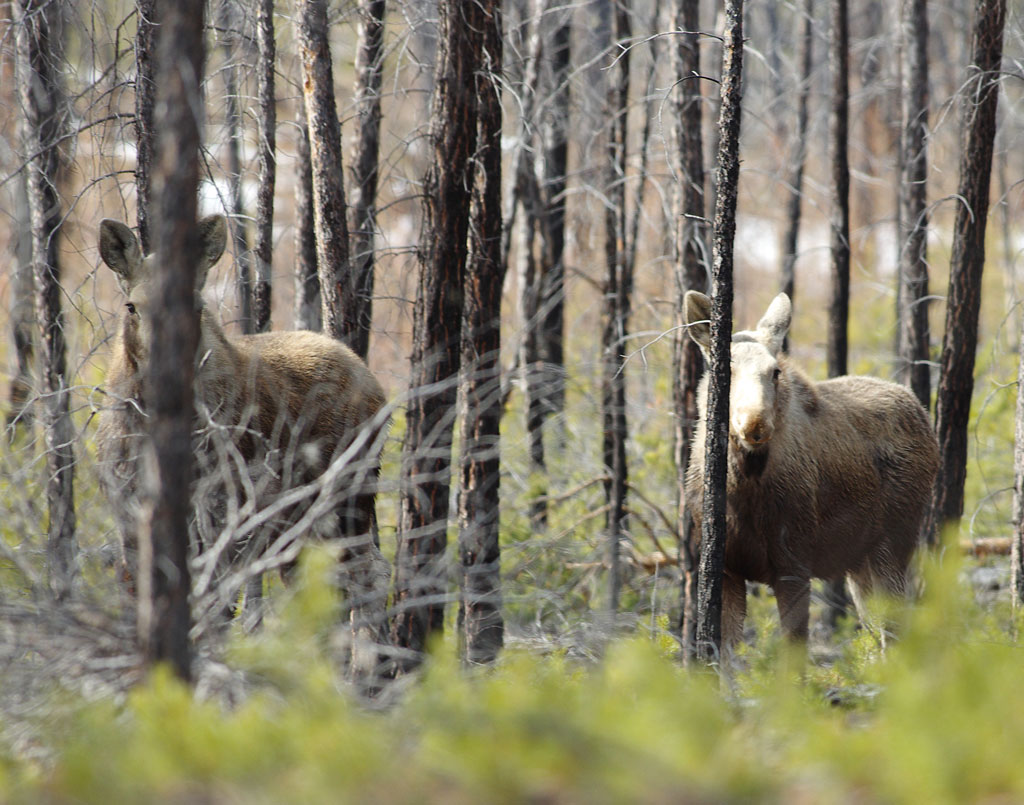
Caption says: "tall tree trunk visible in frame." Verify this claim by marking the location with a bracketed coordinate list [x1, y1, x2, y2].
[392, 0, 481, 662]
[252, 0, 276, 334]
[348, 0, 386, 360]
[218, 4, 253, 335]
[929, 0, 1006, 541]
[141, 0, 208, 682]
[601, 0, 630, 616]
[671, 0, 706, 656]
[1012, 308, 1024, 610]
[134, 0, 158, 253]
[296, 0, 353, 345]
[779, 0, 813, 337]
[458, 0, 504, 666]
[824, 0, 852, 629]
[897, 0, 931, 409]
[695, 0, 743, 664]
[827, 0, 850, 380]
[536, 5, 571, 432]
[16, 0, 76, 601]
[293, 97, 322, 332]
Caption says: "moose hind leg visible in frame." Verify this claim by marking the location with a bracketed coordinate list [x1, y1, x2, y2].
[721, 572, 748, 659]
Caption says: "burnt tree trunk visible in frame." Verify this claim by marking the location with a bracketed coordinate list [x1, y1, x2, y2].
[695, 0, 743, 664]
[779, 0, 813, 339]
[141, 0, 208, 682]
[134, 0, 158, 253]
[827, 0, 850, 380]
[16, 0, 76, 601]
[897, 0, 931, 409]
[392, 0, 481, 661]
[536, 6, 571, 432]
[671, 0, 706, 655]
[347, 0, 386, 360]
[218, 4, 253, 335]
[601, 0, 631, 616]
[458, 0, 504, 666]
[929, 0, 1006, 541]
[296, 0, 353, 345]
[252, 0, 276, 334]
[293, 97, 322, 332]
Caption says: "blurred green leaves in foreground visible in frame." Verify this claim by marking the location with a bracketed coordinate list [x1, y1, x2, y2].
[3, 543, 1024, 804]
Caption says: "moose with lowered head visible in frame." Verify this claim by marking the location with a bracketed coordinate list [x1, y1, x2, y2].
[683, 291, 939, 653]
[95, 214, 390, 658]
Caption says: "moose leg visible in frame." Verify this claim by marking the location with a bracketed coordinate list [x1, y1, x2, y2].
[721, 572, 748, 656]
[773, 573, 811, 641]
[337, 491, 392, 692]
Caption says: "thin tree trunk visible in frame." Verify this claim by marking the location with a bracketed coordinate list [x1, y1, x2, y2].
[601, 0, 630, 617]
[134, 0, 158, 253]
[458, 0, 504, 666]
[16, 0, 76, 601]
[928, 0, 1006, 542]
[296, 0, 353, 345]
[141, 0, 208, 682]
[671, 0, 706, 656]
[826, 0, 850, 380]
[392, 0, 481, 662]
[695, 0, 743, 664]
[897, 0, 931, 409]
[824, 0, 851, 629]
[1012, 308, 1024, 610]
[293, 97, 322, 331]
[779, 0, 813, 336]
[252, 0, 276, 334]
[348, 0, 386, 360]
[219, 13, 253, 335]
[537, 5, 571, 431]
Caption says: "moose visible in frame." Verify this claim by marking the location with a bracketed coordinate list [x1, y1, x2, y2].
[683, 291, 939, 652]
[95, 215, 390, 669]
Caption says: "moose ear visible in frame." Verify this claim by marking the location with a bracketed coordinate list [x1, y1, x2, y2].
[98, 219, 143, 288]
[756, 293, 792, 355]
[195, 214, 227, 290]
[684, 290, 713, 354]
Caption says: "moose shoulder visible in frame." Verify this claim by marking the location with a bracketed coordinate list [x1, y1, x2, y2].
[683, 291, 939, 650]
[95, 216, 390, 634]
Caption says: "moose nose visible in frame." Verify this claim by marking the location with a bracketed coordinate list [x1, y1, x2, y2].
[735, 414, 772, 447]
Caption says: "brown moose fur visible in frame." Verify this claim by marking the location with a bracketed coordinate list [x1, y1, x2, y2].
[95, 216, 390, 648]
[684, 291, 939, 650]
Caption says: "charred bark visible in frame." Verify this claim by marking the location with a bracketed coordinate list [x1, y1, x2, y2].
[671, 0, 706, 655]
[134, 0, 158, 253]
[16, 0, 76, 601]
[695, 0, 743, 664]
[458, 0, 504, 666]
[252, 0, 276, 334]
[296, 0, 353, 345]
[293, 97, 322, 332]
[601, 0, 631, 616]
[392, 0, 481, 661]
[929, 0, 1006, 540]
[142, 0, 208, 682]
[348, 0, 386, 360]
[826, 0, 850, 380]
[897, 0, 931, 410]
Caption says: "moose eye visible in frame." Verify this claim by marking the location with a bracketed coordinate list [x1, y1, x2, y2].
[125, 302, 137, 316]
[772, 367, 781, 383]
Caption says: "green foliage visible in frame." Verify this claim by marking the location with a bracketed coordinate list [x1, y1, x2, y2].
[4, 546, 1024, 803]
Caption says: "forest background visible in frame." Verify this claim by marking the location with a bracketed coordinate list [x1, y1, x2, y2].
[2, 0, 1024, 801]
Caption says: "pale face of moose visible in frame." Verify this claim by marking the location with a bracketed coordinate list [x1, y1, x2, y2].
[98, 215, 227, 366]
[684, 291, 792, 452]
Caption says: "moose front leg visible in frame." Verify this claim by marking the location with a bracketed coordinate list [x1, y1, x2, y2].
[773, 573, 811, 642]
